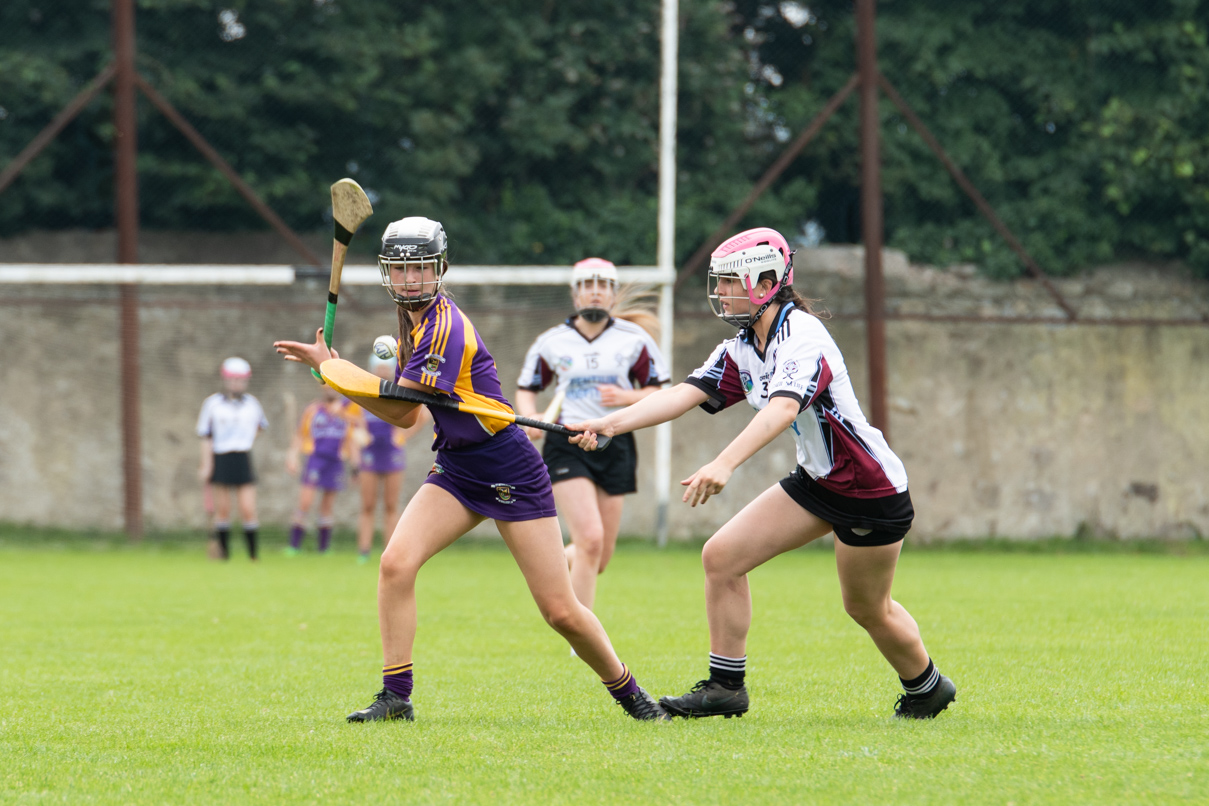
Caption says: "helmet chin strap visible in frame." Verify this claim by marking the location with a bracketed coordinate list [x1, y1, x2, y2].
[577, 307, 609, 323]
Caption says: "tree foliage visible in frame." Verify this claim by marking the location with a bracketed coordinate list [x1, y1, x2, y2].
[1, 1, 1207, 276]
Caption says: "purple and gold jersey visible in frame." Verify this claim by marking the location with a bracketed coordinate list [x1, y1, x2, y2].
[298, 399, 359, 461]
[396, 295, 515, 451]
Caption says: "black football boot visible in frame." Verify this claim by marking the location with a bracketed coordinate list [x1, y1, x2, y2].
[893, 674, 957, 719]
[659, 679, 749, 719]
[346, 688, 415, 723]
[615, 687, 672, 721]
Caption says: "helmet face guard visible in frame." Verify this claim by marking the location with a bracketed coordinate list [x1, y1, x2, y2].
[571, 258, 618, 323]
[706, 228, 794, 328]
[378, 217, 449, 311]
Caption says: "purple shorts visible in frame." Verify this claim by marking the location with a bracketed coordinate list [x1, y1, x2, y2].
[303, 454, 345, 491]
[361, 446, 406, 475]
[423, 425, 557, 522]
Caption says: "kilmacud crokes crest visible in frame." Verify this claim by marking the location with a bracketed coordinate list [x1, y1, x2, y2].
[782, 359, 799, 378]
[740, 371, 754, 394]
[423, 353, 445, 376]
[428, 462, 444, 476]
[492, 484, 515, 504]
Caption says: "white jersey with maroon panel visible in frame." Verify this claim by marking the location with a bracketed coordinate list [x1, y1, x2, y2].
[519, 317, 670, 424]
[686, 304, 907, 498]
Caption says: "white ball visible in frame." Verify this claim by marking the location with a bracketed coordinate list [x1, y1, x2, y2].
[372, 335, 397, 360]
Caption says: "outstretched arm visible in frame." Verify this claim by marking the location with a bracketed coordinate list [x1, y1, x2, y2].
[274, 327, 421, 428]
[681, 396, 799, 507]
[568, 382, 709, 450]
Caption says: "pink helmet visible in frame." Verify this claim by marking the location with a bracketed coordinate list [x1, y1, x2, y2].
[707, 227, 794, 328]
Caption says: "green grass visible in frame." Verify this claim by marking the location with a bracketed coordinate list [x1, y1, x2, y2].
[1, 536, 1206, 804]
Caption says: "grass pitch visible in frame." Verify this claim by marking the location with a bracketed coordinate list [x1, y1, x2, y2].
[1, 534, 1206, 804]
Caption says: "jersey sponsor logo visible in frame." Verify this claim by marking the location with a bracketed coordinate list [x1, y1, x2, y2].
[567, 375, 620, 400]
[423, 353, 445, 376]
[739, 371, 754, 394]
[491, 483, 515, 504]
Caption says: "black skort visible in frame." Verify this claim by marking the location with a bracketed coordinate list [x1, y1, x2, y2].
[779, 466, 913, 547]
[211, 451, 256, 487]
[541, 431, 637, 496]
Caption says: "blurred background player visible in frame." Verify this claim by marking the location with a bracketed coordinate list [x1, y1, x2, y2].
[571, 227, 955, 721]
[285, 382, 361, 555]
[196, 357, 268, 561]
[352, 343, 430, 564]
[274, 216, 668, 723]
[515, 258, 668, 618]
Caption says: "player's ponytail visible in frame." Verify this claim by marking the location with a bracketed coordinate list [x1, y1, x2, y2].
[758, 269, 829, 319]
[612, 283, 661, 341]
[396, 307, 415, 365]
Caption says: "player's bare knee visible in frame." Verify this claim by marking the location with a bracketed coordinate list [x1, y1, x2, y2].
[701, 538, 734, 579]
[378, 551, 420, 587]
[539, 598, 581, 634]
[843, 597, 890, 630]
[575, 529, 604, 561]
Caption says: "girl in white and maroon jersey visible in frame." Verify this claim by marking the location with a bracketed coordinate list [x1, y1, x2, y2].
[515, 258, 669, 617]
[570, 227, 956, 721]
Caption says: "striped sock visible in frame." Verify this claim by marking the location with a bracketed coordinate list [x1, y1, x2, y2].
[900, 659, 940, 697]
[708, 653, 746, 690]
[383, 662, 413, 700]
[602, 663, 639, 700]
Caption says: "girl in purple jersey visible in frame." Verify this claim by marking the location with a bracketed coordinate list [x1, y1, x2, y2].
[285, 383, 361, 555]
[351, 347, 430, 565]
[273, 216, 667, 724]
[571, 227, 955, 721]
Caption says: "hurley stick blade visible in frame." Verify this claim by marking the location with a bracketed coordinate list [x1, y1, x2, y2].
[312, 178, 373, 380]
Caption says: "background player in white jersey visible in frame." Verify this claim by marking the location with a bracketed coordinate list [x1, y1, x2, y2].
[197, 357, 268, 561]
[516, 258, 669, 614]
[351, 346, 430, 564]
[570, 228, 956, 721]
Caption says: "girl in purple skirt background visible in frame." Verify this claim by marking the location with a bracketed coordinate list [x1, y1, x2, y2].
[352, 346, 430, 564]
[285, 383, 361, 555]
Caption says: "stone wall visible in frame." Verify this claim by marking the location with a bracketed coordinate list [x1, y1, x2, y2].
[2, 231, 1207, 540]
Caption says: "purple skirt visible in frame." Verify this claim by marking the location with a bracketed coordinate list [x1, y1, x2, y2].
[303, 454, 345, 491]
[423, 425, 557, 522]
[361, 445, 406, 475]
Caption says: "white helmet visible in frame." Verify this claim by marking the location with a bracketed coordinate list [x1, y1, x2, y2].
[707, 227, 795, 328]
[570, 258, 618, 323]
[220, 356, 252, 378]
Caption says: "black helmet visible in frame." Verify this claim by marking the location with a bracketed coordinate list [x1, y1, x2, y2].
[377, 216, 449, 310]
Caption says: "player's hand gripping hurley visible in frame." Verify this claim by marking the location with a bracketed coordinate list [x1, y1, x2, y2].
[320, 359, 610, 449]
[311, 179, 374, 380]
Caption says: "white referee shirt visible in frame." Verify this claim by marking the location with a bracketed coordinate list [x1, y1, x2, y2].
[686, 303, 908, 498]
[518, 316, 670, 424]
[197, 393, 268, 454]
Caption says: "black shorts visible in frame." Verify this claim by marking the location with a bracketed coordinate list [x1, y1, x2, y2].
[541, 432, 637, 496]
[211, 451, 255, 487]
[779, 466, 913, 547]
